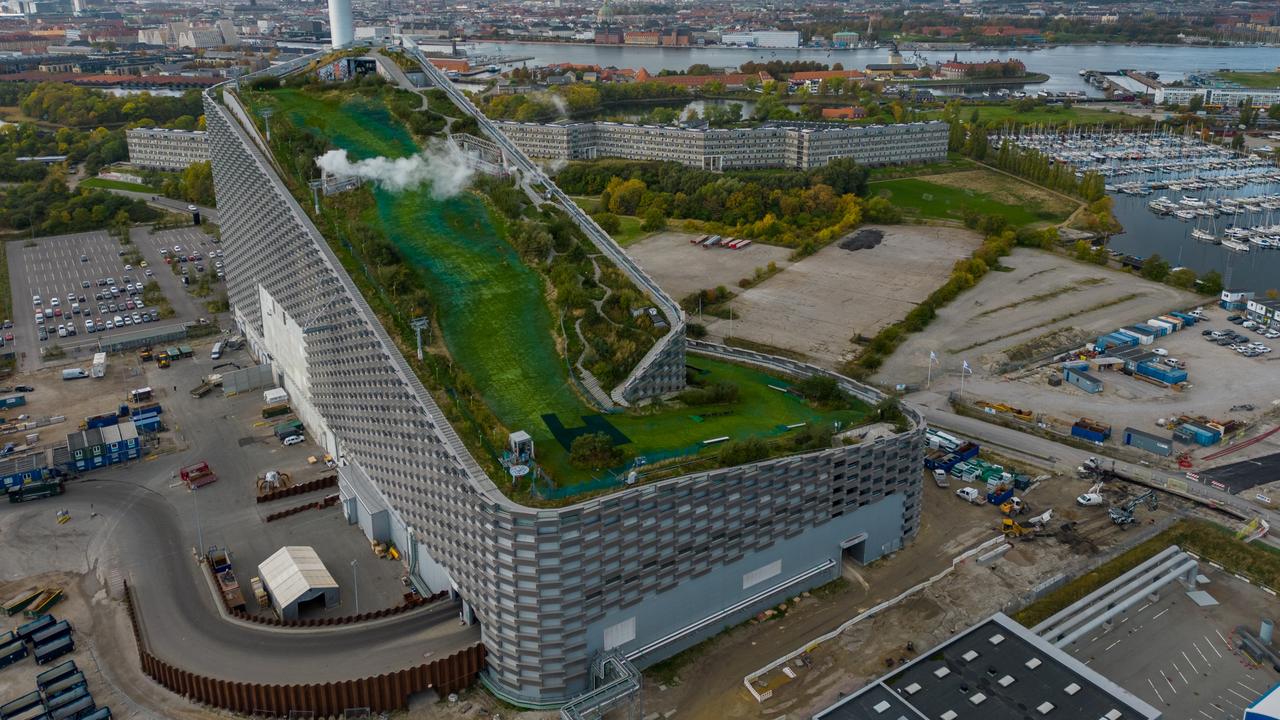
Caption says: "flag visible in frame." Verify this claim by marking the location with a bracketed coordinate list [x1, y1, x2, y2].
[962, 360, 971, 374]
[929, 350, 938, 363]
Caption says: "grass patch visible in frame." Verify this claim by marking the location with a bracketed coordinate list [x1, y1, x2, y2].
[866, 154, 977, 181]
[1214, 70, 1280, 89]
[80, 177, 153, 194]
[930, 104, 1148, 128]
[1013, 520, 1280, 628]
[611, 214, 651, 247]
[871, 171, 1074, 227]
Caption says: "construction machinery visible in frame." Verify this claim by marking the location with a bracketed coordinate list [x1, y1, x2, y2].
[256, 470, 291, 493]
[1077, 482, 1105, 506]
[1000, 497, 1027, 516]
[1108, 489, 1158, 528]
[1002, 518, 1043, 540]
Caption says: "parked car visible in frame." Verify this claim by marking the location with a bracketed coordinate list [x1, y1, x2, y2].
[282, 434, 305, 446]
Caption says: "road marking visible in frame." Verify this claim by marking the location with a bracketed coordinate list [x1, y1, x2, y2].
[1148, 678, 1164, 704]
[1206, 635, 1223, 658]
[1161, 670, 1177, 694]
[1197, 711, 1213, 719]
[1174, 665, 1187, 685]
[1194, 641, 1211, 667]
[1228, 688, 1254, 703]
[1183, 650, 1198, 675]
[1239, 681, 1260, 695]
[1216, 629, 1229, 646]
[1152, 608, 1170, 620]
[1105, 639, 1123, 652]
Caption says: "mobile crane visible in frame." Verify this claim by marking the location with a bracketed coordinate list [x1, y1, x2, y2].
[1108, 490, 1157, 528]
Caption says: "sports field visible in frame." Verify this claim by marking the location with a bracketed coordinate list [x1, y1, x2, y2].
[250, 87, 871, 490]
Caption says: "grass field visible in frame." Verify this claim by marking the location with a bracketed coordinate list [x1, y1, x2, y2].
[256, 88, 868, 490]
[934, 104, 1147, 128]
[80, 177, 154, 193]
[871, 168, 1077, 227]
[1215, 70, 1280, 89]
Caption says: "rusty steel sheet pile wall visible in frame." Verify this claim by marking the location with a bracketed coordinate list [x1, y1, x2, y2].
[122, 582, 486, 715]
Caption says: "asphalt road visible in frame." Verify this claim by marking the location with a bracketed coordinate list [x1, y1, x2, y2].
[0, 348, 480, 684]
[101, 187, 220, 225]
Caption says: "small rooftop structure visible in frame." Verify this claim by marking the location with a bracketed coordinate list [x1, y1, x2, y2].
[812, 613, 1161, 720]
[257, 546, 340, 620]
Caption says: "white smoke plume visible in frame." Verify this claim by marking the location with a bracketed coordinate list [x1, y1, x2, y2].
[547, 92, 569, 118]
[315, 138, 474, 199]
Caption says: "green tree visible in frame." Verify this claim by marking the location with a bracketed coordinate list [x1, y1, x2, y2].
[1167, 267, 1197, 289]
[179, 161, 215, 205]
[1140, 253, 1170, 282]
[569, 432, 623, 469]
[641, 206, 666, 232]
[1198, 270, 1224, 296]
[593, 211, 621, 234]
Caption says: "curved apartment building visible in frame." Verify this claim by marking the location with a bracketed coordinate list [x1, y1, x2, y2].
[203, 66, 925, 705]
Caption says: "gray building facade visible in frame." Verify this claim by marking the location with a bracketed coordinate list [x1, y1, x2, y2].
[205, 77, 925, 705]
[495, 119, 950, 171]
[125, 127, 209, 170]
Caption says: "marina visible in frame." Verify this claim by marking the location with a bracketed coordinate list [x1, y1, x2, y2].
[1001, 129, 1280, 287]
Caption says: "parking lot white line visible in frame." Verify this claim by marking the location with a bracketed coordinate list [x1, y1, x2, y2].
[1228, 687, 1255, 704]
[1207, 634, 1224, 657]
[1174, 665, 1188, 685]
[1148, 678, 1164, 704]
[1194, 641, 1212, 669]
[1161, 669, 1177, 694]
[1238, 680, 1260, 695]
[1152, 607, 1170, 621]
[1197, 710, 1214, 720]
[1183, 650, 1199, 675]
[1105, 639, 1123, 652]
[1215, 629, 1229, 646]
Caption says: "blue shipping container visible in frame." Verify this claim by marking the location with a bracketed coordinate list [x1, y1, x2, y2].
[0, 394, 26, 409]
[1170, 311, 1198, 325]
[1072, 425, 1109, 443]
[1126, 324, 1156, 336]
[1136, 361, 1188, 385]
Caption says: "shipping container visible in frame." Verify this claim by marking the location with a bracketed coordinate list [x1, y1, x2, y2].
[36, 660, 79, 691]
[41, 671, 86, 701]
[0, 691, 43, 719]
[1135, 361, 1188, 385]
[1157, 315, 1183, 330]
[1148, 318, 1175, 333]
[30, 619, 72, 646]
[1063, 365, 1103, 393]
[1143, 321, 1169, 336]
[1169, 311, 1198, 325]
[0, 639, 28, 670]
[0, 394, 26, 409]
[34, 635, 74, 664]
[1071, 417, 1112, 443]
[1177, 421, 1220, 446]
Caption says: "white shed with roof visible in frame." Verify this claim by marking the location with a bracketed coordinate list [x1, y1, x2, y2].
[257, 546, 340, 620]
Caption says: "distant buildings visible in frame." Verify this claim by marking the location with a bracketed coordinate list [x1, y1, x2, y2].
[719, 30, 801, 48]
[937, 57, 1027, 79]
[495, 119, 949, 171]
[126, 128, 208, 171]
[831, 31, 861, 48]
[622, 29, 691, 46]
[635, 67, 772, 90]
[138, 21, 239, 49]
[1154, 86, 1280, 108]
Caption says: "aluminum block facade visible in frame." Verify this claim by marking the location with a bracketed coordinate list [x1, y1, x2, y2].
[494, 119, 949, 170]
[205, 86, 924, 704]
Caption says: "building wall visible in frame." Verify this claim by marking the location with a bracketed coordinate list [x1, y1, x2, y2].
[207, 85, 924, 704]
[495, 120, 949, 170]
[126, 127, 209, 170]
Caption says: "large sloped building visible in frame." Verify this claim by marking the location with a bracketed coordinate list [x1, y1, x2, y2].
[204, 56, 926, 705]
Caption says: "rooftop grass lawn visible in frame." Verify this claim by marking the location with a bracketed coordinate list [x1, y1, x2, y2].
[254, 87, 871, 488]
[870, 176, 1064, 226]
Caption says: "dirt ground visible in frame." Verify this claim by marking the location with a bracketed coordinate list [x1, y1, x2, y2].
[631, 461, 1187, 720]
[876, 248, 1202, 384]
[626, 231, 792, 301]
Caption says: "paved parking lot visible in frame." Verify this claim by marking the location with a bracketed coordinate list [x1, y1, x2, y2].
[7, 226, 224, 371]
[1067, 566, 1279, 720]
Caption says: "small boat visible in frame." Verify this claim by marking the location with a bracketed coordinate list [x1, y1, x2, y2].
[1222, 238, 1251, 252]
[1191, 229, 1215, 242]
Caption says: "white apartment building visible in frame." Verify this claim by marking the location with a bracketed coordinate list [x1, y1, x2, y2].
[126, 128, 209, 171]
[495, 120, 949, 171]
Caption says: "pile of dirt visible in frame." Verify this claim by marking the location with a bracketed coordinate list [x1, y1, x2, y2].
[838, 229, 884, 252]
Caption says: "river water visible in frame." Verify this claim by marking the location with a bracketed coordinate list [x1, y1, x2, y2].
[472, 42, 1279, 96]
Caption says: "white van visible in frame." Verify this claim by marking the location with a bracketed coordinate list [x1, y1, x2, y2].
[211, 341, 223, 360]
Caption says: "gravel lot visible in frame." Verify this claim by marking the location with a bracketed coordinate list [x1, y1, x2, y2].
[701, 225, 980, 367]
[627, 230, 791, 301]
[877, 248, 1202, 384]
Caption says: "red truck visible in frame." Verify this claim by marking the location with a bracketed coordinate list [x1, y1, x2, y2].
[180, 461, 217, 489]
